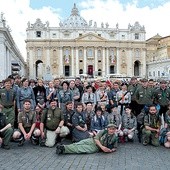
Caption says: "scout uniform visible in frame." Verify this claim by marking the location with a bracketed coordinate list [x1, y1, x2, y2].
[0, 88, 16, 127]
[0, 112, 13, 149]
[41, 107, 68, 147]
[72, 111, 90, 142]
[81, 92, 96, 105]
[135, 84, 153, 115]
[142, 113, 161, 146]
[121, 114, 137, 140]
[58, 89, 73, 111]
[154, 85, 170, 117]
[18, 110, 36, 134]
[17, 87, 36, 111]
[56, 124, 118, 154]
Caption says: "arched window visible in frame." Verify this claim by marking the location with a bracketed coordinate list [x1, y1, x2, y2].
[79, 69, 83, 74]
[98, 69, 102, 76]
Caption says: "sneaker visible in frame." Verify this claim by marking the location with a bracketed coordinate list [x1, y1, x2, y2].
[56, 144, 65, 155]
[1, 144, 10, 150]
[143, 141, 148, 146]
[18, 138, 25, 147]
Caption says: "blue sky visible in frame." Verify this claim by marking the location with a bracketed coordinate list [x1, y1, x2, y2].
[0, 0, 170, 59]
[30, 0, 169, 18]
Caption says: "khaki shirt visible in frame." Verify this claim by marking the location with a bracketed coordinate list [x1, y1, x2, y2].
[41, 107, 64, 130]
[18, 110, 36, 128]
[144, 113, 160, 129]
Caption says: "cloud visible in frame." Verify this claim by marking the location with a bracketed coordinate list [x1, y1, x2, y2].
[80, 0, 170, 39]
[0, 0, 170, 61]
[0, 0, 61, 60]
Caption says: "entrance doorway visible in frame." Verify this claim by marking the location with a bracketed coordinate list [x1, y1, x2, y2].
[88, 65, 93, 75]
[134, 61, 140, 76]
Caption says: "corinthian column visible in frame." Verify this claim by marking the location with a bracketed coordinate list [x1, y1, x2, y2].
[71, 47, 74, 76]
[84, 47, 87, 74]
[59, 47, 63, 76]
[116, 48, 120, 74]
[102, 48, 106, 76]
[95, 48, 98, 74]
[75, 47, 79, 76]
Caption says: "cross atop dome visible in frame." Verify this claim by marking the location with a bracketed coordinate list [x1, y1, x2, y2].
[71, 3, 79, 16]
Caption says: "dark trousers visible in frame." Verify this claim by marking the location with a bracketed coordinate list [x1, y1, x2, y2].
[129, 100, 138, 116]
[159, 105, 168, 120]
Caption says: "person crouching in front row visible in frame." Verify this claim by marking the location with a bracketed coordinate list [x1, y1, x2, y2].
[40, 99, 70, 147]
[120, 106, 137, 142]
[13, 99, 41, 146]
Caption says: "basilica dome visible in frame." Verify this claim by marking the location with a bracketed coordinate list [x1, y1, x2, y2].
[60, 4, 88, 28]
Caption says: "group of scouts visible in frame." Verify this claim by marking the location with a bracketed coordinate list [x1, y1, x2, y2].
[0, 75, 170, 155]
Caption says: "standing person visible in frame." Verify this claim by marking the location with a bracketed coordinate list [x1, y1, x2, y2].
[0, 78, 16, 127]
[116, 83, 131, 115]
[33, 79, 46, 109]
[69, 80, 80, 107]
[142, 105, 161, 146]
[56, 124, 118, 154]
[75, 77, 83, 101]
[40, 100, 69, 147]
[46, 81, 57, 108]
[154, 80, 170, 118]
[17, 78, 36, 111]
[13, 100, 40, 146]
[128, 77, 139, 116]
[96, 83, 109, 107]
[58, 81, 73, 111]
[72, 102, 91, 142]
[107, 82, 120, 113]
[121, 106, 137, 142]
[84, 102, 95, 130]
[135, 78, 154, 116]
[82, 85, 96, 111]
[0, 111, 13, 149]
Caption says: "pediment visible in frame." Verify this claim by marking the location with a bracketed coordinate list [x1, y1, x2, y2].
[75, 33, 107, 41]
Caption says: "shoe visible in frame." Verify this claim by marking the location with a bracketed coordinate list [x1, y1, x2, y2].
[18, 138, 25, 147]
[1, 144, 10, 150]
[56, 144, 65, 155]
[143, 141, 148, 146]
[31, 136, 39, 145]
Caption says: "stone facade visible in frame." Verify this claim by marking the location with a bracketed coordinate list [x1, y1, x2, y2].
[0, 13, 26, 81]
[26, 4, 146, 80]
[146, 34, 170, 80]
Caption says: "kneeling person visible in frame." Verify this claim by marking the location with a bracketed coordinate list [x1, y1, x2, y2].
[13, 100, 40, 146]
[56, 124, 118, 154]
[40, 100, 69, 147]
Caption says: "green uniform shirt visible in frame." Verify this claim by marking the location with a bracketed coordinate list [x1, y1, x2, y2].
[0, 88, 16, 107]
[153, 88, 170, 106]
[144, 113, 160, 129]
[135, 86, 153, 105]
[18, 110, 36, 128]
[41, 107, 64, 130]
[94, 129, 117, 149]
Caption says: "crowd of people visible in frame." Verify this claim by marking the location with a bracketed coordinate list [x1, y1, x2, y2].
[0, 75, 170, 155]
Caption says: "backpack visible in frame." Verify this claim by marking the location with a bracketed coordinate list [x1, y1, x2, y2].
[0, 112, 6, 130]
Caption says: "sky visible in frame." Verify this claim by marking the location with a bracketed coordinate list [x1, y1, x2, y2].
[0, 0, 170, 60]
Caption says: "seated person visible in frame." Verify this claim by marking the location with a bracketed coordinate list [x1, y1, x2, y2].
[120, 106, 137, 142]
[13, 100, 40, 146]
[56, 124, 118, 154]
[72, 102, 91, 142]
[160, 104, 170, 148]
[142, 105, 161, 146]
[91, 107, 108, 136]
[40, 100, 69, 147]
[0, 112, 13, 149]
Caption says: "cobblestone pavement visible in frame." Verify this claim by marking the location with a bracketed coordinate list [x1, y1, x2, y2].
[0, 139, 169, 170]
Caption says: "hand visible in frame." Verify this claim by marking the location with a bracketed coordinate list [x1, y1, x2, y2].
[18, 109, 21, 112]
[128, 129, 132, 134]
[55, 127, 61, 134]
[67, 123, 72, 127]
[101, 146, 112, 153]
[27, 133, 31, 140]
